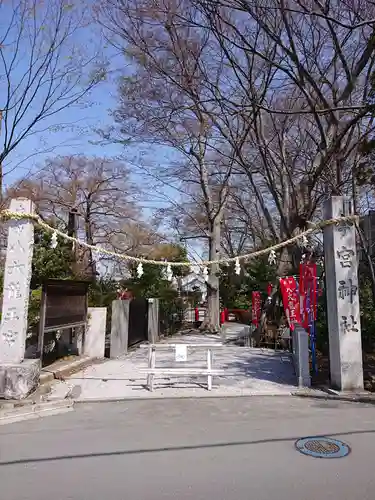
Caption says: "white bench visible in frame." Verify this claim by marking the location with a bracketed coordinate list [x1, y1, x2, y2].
[139, 343, 225, 391]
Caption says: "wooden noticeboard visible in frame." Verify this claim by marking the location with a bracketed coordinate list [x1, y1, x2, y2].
[38, 280, 90, 356]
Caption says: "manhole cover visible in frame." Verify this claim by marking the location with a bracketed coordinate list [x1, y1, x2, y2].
[295, 437, 351, 458]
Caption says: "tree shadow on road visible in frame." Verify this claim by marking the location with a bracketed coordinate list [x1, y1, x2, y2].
[0, 428, 373, 467]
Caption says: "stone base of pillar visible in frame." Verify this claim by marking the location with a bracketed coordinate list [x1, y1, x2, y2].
[0, 359, 40, 400]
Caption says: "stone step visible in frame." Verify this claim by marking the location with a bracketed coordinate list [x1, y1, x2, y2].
[0, 400, 74, 425]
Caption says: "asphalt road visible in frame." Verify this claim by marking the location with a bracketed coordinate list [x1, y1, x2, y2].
[0, 396, 375, 500]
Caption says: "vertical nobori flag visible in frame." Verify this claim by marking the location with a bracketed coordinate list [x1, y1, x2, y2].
[251, 291, 262, 327]
[279, 276, 301, 330]
[300, 262, 318, 330]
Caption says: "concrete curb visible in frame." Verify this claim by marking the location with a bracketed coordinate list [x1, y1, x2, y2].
[68, 392, 296, 404]
[63, 389, 375, 405]
[0, 400, 74, 425]
[39, 357, 99, 384]
[292, 389, 375, 404]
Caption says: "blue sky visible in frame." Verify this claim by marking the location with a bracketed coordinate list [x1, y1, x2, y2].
[0, 0, 124, 185]
[0, 0, 205, 263]
[3, 79, 123, 185]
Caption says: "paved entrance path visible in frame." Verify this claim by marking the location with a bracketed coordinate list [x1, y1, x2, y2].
[2, 397, 375, 500]
[49, 324, 298, 401]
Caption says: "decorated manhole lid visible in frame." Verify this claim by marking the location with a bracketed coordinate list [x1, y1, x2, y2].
[295, 437, 351, 458]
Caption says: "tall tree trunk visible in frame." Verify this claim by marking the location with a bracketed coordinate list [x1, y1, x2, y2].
[352, 170, 358, 215]
[277, 231, 302, 277]
[0, 164, 3, 205]
[84, 204, 96, 279]
[204, 220, 221, 332]
[68, 209, 80, 276]
[277, 173, 294, 276]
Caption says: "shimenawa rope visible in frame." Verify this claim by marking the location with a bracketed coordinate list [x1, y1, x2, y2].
[0, 209, 358, 267]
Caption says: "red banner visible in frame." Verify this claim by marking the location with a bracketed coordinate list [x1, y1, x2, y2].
[279, 276, 300, 330]
[251, 291, 262, 326]
[299, 263, 306, 327]
[299, 262, 318, 329]
[309, 263, 318, 321]
[267, 283, 273, 297]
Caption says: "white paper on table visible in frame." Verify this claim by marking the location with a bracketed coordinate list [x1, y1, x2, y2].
[175, 344, 187, 362]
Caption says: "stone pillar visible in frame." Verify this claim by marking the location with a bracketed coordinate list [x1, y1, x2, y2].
[323, 196, 364, 391]
[84, 307, 107, 358]
[147, 298, 159, 344]
[0, 198, 40, 399]
[110, 300, 129, 358]
[292, 325, 311, 388]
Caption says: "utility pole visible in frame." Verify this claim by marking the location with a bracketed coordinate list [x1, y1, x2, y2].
[68, 208, 79, 275]
[0, 110, 3, 203]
